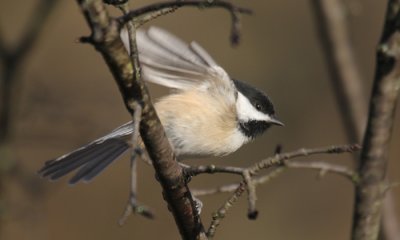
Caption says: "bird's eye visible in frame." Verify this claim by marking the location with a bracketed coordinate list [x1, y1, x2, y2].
[255, 103, 262, 111]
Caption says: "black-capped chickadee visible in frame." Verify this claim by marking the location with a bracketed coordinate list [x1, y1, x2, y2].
[39, 27, 283, 184]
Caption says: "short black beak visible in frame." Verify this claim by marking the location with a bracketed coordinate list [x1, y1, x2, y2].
[269, 117, 284, 126]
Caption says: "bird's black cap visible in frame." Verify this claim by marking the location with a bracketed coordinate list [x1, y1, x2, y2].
[232, 79, 275, 116]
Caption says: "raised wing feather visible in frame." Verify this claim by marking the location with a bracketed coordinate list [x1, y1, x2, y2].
[121, 26, 236, 99]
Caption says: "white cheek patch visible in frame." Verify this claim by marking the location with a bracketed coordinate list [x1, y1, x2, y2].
[236, 92, 272, 121]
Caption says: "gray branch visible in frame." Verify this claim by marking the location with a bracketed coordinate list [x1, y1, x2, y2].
[351, 1, 400, 239]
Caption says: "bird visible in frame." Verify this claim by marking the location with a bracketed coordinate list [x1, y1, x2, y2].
[38, 27, 283, 185]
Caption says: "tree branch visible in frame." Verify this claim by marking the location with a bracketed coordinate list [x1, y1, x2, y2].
[351, 1, 400, 239]
[76, 1, 206, 239]
[310, 1, 400, 238]
[76, 0, 251, 238]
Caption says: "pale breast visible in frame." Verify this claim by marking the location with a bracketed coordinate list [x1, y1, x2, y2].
[154, 91, 250, 157]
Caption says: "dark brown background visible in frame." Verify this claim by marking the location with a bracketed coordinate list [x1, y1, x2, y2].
[0, 0, 399, 239]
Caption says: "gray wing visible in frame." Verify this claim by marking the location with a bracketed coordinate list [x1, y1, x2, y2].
[38, 122, 133, 184]
[121, 26, 236, 101]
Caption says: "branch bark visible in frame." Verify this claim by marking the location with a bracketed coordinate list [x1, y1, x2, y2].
[76, 1, 206, 239]
[76, 0, 250, 238]
[351, 1, 400, 239]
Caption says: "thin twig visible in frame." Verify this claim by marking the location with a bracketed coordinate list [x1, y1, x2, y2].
[195, 151, 360, 239]
[247, 144, 360, 176]
[207, 183, 246, 239]
[186, 145, 360, 177]
[118, 1, 146, 221]
[119, 102, 154, 224]
[285, 161, 359, 183]
[188, 144, 360, 237]
[192, 167, 285, 197]
[117, 0, 252, 46]
[185, 165, 244, 176]
[243, 170, 257, 219]
[135, 7, 178, 28]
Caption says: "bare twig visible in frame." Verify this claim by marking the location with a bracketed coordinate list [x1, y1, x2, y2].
[351, 1, 400, 239]
[242, 170, 257, 219]
[117, 0, 252, 46]
[247, 144, 360, 176]
[192, 147, 361, 239]
[119, 102, 154, 224]
[207, 183, 246, 239]
[285, 161, 359, 183]
[185, 165, 244, 176]
[187, 144, 360, 238]
[187, 144, 360, 177]
[135, 7, 178, 28]
[192, 168, 285, 197]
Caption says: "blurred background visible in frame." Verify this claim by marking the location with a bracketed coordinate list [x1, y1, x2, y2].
[0, 0, 399, 239]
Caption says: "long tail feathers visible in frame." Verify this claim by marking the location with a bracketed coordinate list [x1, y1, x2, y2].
[38, 138, 129, 185]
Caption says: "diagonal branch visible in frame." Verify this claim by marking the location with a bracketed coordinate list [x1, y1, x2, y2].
[207, 182, 246, 239]
[76, 0, 251, 238]
[76, 1, 205, 239]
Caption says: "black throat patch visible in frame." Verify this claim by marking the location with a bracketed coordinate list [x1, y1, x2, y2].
[239, 120, 271, 139]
